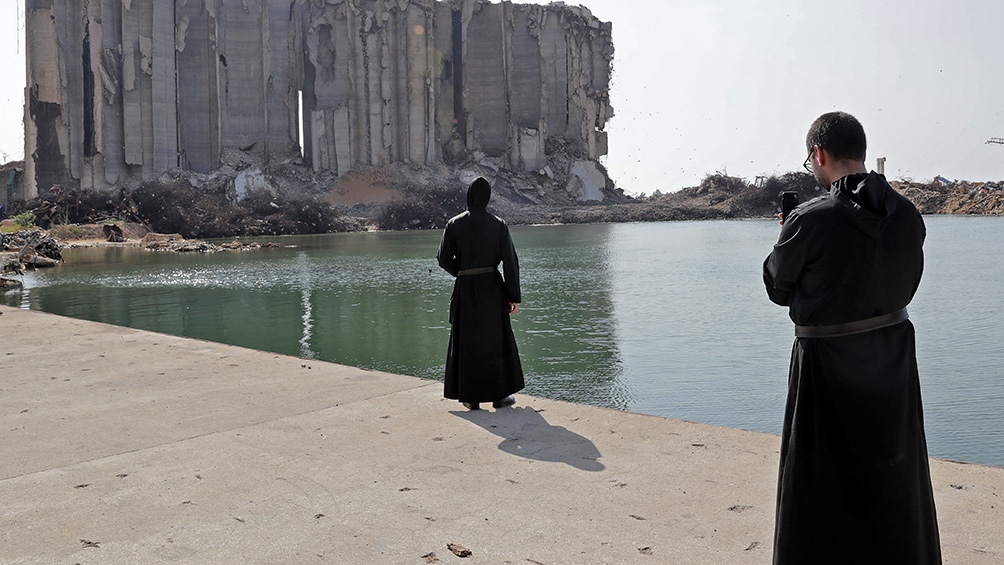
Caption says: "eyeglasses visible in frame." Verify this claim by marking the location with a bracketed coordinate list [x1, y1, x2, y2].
[802, 148, 815, 173]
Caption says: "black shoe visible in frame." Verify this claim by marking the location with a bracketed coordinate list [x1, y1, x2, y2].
[462, 402, 480, 410]
[492, 396, 516, 409]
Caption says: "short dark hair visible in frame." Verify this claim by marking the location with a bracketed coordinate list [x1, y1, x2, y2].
[806, 112, 867, 162]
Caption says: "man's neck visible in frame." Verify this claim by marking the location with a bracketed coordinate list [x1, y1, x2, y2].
[826, 161, 868, 185]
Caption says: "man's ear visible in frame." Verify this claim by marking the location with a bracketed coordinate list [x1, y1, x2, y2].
[813, 145, 829, 168]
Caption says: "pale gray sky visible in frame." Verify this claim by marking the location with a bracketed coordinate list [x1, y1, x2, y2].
[2, 0, 1001, 194]
[0, 0, 25, 165]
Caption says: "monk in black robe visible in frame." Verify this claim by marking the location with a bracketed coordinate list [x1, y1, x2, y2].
[437, 178, 524, 410]
[764, 112, 941, 564]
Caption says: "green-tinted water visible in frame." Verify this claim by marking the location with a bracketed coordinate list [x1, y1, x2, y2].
[6, 218, 1004, 467]
[9, 226, 637, 411]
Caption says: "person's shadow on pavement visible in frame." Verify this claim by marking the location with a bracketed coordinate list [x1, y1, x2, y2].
[453, 405, 604, 472]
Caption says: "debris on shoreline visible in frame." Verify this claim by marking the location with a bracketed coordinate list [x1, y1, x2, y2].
[1, 230, 64, 290]
[4, 170, 1002, 263]
[2, 229, 63, 268]
[142, 234, 281, 253]
[0, 224, 283, 293]
[501, 174, 1004, 225]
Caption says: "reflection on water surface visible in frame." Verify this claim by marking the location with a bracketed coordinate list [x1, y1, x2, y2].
[6, 217, 1004, 467]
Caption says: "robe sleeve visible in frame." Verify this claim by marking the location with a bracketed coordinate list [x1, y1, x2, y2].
[437, 223, 458, 277]
[763, 213, 809, 307]
[500, 223, 521, 303]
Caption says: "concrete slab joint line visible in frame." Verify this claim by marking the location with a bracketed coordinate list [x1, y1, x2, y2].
[21, 0, 615, 202]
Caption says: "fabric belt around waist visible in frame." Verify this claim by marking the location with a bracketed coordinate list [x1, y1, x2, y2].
[795, 308, 909, 338]
[457, 266, 497, 276]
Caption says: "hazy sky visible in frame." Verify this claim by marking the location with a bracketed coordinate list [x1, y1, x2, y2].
[2, 0, 1001, 194]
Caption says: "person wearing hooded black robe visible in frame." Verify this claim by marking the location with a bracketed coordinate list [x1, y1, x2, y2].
[763, 112, 941, 564]
[437, 178, 524, 409]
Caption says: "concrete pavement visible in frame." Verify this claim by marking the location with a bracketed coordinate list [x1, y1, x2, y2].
[1, 305, 1001, 564]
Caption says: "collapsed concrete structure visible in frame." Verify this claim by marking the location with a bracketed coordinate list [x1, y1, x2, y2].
[23, 0, 614, 203]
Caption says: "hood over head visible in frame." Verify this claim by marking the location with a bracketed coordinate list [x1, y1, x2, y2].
[833, 171, 898, 238]
[467, 177, 491, 210]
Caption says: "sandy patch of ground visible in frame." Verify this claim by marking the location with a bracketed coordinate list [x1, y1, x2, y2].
[326, 170, 402, 206]
[45, 222, 150, 246]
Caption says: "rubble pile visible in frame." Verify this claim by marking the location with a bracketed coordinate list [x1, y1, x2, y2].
[376, 181, 469, 231]
[141, 233, 281, 253]
[8, 170, 364, 240]
[17, 186, 127, 228]
[634, 172, 824, 221]
[1, 230, 63, 289]
[5, 168, 1002, 250]
[500, 173, 1004, 225]
[1, 230, 63, 263]
[628, 174, 1004, 222]
[894, 180, 1004, 215]
[144, 239, 224, 253]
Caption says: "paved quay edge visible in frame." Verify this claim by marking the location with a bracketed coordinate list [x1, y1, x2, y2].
[1, 305, 1001, 564]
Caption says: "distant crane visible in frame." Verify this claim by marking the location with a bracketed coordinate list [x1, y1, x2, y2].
[987, 137, 1004, 145]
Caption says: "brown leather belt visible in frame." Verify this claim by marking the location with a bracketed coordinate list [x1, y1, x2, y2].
[457, 266, 496, 276]
[795, 308, 909, 338]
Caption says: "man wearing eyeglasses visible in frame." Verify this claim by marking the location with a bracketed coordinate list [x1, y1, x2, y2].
[763, 112, 941, 564]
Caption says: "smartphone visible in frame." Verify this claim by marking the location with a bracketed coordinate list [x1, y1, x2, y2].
[780, 191, 799, 221]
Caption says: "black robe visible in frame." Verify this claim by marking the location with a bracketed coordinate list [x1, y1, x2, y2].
[437, 180, 524, 403]
[763, 172, 941, 564]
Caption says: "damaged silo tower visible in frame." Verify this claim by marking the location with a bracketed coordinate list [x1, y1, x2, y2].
[24, 0, 304, 194]
[23, 0, 614, 200]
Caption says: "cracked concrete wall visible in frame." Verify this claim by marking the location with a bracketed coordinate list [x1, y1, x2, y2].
[176, 1, 221, 174]
[24, 0, 303, 197]
[217, 1, 266, 150]
[25, 1, 69, 197]
[304, 0, 446, 174]
[301, 0, 613, 177]
[24, 0, 612, 197]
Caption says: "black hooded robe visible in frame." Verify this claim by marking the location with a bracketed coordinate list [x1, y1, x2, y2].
[763, 172, 941, 564]
[437, 179, 524, 403]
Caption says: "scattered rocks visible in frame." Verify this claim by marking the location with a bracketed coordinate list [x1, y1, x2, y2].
[140, 232, 186, 245]
[219, 240, 280, 250]
[139, 233, 281, 253]
[144, 239, 223, 253]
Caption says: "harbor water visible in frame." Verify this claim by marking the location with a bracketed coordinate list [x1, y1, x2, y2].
[5, 216, 1002, 467]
